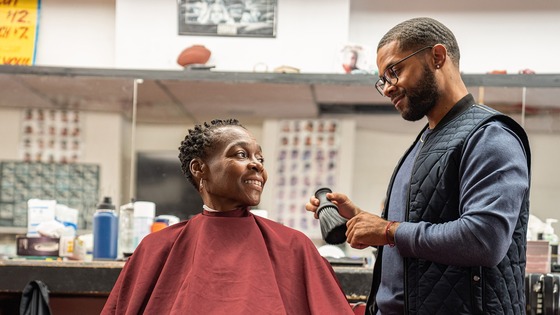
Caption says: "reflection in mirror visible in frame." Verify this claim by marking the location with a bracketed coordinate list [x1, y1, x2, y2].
[468, 85, 560, 133]
[0, 70, 135, 231]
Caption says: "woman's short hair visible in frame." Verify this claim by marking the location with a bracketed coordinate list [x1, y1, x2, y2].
[178, 118, 244, 188]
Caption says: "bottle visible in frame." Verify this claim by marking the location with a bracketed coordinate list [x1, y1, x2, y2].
[133, 201, 156, 248]
[543, 218, 559, 269]
[150, 215, 180, 233]
[150, 218, 168, 233]
[93, 196, 118, 260]
[543, 218, 559, 243]
[118, 198, 135, 258]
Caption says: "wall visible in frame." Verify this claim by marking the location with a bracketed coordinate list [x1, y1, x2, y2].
[349, 0, 560, 74]
[527, 133, 560, 218]
[32, 0, 560, 74]
[0, 109, 125, 220]
[0, 109, 20, 160]
[114, 0, 350, 73]
[35, 0, 116, 68]
[134, 122, 263, 152]
[80, 112, 124, 206]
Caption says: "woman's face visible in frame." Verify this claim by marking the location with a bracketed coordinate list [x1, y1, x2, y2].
[201, 126, 267, 210]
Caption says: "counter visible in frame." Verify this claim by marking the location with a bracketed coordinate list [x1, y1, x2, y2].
[0, 259, 372, 314]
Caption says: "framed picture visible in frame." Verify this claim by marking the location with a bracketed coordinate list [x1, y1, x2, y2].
[178, 0, 277, 38]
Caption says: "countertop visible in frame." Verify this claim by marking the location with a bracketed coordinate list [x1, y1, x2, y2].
[0, 259, 372, 302]
[0, 260, 124, 295]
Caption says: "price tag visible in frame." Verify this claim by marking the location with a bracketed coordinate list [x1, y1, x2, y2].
[0, 0, 41, 65]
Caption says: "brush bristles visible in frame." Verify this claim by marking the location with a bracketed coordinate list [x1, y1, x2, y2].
[319, 206, 348, 244]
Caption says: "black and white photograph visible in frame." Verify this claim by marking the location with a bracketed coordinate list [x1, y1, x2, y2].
[178, 0, 277, 37]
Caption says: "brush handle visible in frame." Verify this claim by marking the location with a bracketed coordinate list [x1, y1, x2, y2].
[314, 187, 347, 244]
[314, 187, 337, 213]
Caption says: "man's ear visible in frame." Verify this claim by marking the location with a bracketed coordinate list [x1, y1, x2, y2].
[189, 158, 206, 180]
[432, 44, 447, 68]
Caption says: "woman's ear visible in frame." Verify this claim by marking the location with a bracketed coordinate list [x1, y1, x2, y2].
[189, 158, 205, 180]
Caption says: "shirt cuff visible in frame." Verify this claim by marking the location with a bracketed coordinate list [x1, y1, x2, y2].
[393, 221, 416, 256]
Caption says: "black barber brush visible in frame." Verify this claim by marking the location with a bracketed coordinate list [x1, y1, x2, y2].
[315, 187, 348, 245]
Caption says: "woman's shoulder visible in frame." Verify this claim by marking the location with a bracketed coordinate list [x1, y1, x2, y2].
[137, 220, 188, 249]
[253, 214, 313, 241]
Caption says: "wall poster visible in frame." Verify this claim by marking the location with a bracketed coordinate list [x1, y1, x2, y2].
[272, 119, 341, 239]
[20, 108, 83, 164]
[178, 0, 277, 37]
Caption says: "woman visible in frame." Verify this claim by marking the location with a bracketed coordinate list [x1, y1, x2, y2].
[102, 119, 353, 314]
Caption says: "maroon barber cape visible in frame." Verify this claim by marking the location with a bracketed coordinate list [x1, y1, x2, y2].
[102, 208, 353, 314]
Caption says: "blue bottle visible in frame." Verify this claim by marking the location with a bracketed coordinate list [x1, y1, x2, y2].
[93, 196, 118, 260]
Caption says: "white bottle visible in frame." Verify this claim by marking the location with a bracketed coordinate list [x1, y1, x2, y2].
[133, 201, 156, 248]
[543, 218, 559, 244]
[118, 199, 135, 257]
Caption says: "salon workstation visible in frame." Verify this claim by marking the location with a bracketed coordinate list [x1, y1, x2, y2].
[1, 1, 560, 314]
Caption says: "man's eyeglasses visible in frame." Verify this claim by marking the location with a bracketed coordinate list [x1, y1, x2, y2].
[375, 46, 433, 95]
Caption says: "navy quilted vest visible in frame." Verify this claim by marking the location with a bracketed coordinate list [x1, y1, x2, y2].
[367, 95, 530, 315]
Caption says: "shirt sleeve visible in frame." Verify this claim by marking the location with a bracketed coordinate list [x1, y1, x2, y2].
[395, 120, 529, 267]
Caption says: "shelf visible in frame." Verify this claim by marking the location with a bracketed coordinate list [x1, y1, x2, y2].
[2, 65, 560, 87]
[0, 65, 374, 86]
[0, 227, 27, 235]
[1, 65, 560, 126]
[462, 74, 560, 88]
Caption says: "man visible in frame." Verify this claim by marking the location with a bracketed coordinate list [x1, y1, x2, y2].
[306, 17, 530, 314]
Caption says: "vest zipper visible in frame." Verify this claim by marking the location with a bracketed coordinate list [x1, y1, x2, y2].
[403, 132, 428, 314]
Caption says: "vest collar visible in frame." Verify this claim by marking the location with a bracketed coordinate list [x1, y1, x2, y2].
[434, 93, 476, 130]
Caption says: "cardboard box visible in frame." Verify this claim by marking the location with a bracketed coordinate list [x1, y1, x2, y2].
[16, 236, 59, 257]
[526, 240, 551, 274]
[27, 199, 56, 237]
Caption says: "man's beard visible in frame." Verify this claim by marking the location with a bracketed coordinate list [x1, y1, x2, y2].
[400, 65, 439, 122]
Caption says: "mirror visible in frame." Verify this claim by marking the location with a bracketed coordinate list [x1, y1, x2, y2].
[0, 68, 135, 230]
[1, 66, 560, 234]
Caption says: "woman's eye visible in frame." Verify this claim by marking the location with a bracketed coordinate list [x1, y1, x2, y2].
[236, 151, 247, 158]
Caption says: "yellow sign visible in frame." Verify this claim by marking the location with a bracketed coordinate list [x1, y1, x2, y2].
[0, 0, 40, 65]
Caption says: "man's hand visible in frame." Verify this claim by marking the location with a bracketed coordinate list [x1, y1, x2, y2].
[346, 212, 400, 249]
[305, 191, 399, 248]
[305, 191, 361, 220]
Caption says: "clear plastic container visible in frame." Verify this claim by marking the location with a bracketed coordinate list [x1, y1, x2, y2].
[133, 201, 155, 248]
[118, 199, 135, 257]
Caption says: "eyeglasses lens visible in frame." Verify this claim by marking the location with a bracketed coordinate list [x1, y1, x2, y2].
[375, 68, 397, 94]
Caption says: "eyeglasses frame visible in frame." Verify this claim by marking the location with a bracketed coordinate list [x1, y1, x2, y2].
[375, 46, 434, 95]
